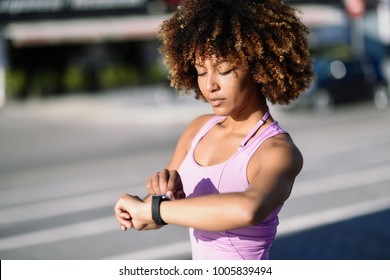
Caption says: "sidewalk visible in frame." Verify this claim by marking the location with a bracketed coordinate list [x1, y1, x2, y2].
[0, 86, 211, 126]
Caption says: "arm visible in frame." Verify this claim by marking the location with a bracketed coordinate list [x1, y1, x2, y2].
[160, 135, 302, 231]
[118, 134, 303, 232]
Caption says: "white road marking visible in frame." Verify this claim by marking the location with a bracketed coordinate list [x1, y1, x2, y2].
[0, 189, 130, 225]
[104, 240, 192, 260]
[0, 217, 116, 251]
[293, 164, 390, 198]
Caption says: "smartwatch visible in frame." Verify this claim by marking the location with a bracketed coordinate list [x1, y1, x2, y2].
[152, 195, 171, 225]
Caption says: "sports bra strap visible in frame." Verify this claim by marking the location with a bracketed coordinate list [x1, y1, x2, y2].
[239, 111, 270, 149]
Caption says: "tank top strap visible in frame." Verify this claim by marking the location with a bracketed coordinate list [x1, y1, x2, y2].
[241, 121, 287, 156]
[189, 115, 226, 152]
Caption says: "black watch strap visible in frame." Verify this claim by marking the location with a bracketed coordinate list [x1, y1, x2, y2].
[152, 195, 170, 225]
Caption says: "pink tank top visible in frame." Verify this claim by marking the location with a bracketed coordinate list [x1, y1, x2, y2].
[178, 112, 287, 260]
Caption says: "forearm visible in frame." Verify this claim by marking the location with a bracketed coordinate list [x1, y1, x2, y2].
[158, 192, 262, 231]
[134, 176, 291, 232]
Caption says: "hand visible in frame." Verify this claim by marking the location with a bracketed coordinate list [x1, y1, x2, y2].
[114, 194, 162, 231]
[146, 169, 186, 200]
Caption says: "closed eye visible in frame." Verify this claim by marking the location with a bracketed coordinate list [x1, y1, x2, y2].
[197, 72, 207, 77]
[219, 69, 234, 76]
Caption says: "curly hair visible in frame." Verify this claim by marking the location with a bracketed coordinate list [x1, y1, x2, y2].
[157, 0, 314, 105]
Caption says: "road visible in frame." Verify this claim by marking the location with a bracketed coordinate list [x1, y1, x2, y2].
[0, 89, 389, 260]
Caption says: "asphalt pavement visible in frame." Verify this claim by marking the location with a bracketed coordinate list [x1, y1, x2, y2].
[1, 84, 390, 260]
[271, 209, 390, 260]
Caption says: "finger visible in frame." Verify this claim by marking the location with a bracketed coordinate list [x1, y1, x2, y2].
[118, 211, 131, 220]
[158, 169, 170, 194]
[116, 214, 131, 228]
[165, 190, 174, 200]
[166, 171, 186, 199]
[115, 208, 129, 222]
[115, 208, 131, 221]
[122, 219, 133, 229]
[174, 190, 186, 199]
[166, 170, 177, 193]
[146, 175, 156, 195]
[151, 173, 161, 194]
[115, 215, 128, 226]
[114, 201, 123, 215]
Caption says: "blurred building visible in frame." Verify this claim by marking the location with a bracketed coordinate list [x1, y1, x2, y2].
[0, 0, 389, 107]
[0, 0, 183, 105]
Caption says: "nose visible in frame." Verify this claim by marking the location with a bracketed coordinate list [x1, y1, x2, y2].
[206, 73, 220, 93]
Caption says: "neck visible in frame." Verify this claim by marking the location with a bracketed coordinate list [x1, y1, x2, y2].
[221, 105, 270, 133]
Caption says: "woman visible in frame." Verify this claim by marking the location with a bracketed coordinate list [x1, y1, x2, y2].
[115, 0, 314, 260]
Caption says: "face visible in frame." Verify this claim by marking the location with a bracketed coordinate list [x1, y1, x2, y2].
[194, 56, 262, 117]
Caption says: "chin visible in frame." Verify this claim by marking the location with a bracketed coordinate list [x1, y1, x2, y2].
[212, 107, 229, 116]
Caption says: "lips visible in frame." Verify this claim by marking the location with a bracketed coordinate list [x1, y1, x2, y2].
[209, 98, 224, 107]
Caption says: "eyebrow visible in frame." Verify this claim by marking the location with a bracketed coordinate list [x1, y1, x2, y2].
[194, 61, 230, 67]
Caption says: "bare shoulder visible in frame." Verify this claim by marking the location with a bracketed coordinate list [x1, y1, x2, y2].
[167, 114, 214, 169]
[250, 133, 303, 179]
[188, 114, 215, 129]
[182, 114, 215, 141]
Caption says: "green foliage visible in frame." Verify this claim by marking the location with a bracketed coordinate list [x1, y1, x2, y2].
[63, 65, 87, 92]
[147, 61, 168, 83]
[4, 61, 166, 99]
[30, 70, 58, 96]
[5, 69, 26, 98]
[98, 64, 139, 89]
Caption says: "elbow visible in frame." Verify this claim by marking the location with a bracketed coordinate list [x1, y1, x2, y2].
[238, 203, 265, 227]
[245, 209, 265, 226]
[238, 194, 271, 226]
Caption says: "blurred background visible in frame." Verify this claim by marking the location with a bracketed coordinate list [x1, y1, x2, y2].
[0, 0, 389, 260]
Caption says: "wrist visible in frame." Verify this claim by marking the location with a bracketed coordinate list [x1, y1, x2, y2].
[134, 199, 152, 222]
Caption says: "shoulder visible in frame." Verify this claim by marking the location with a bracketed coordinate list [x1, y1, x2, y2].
[188, 114, 216, 129]
[167, 114, 215, 170]
[262, 133, 303, 173]
[249, 133, 303, 182]
[181, 114, 216, 143]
